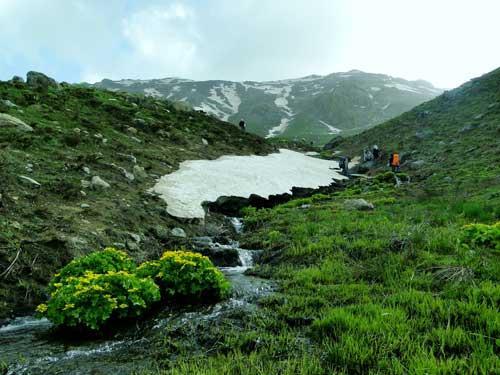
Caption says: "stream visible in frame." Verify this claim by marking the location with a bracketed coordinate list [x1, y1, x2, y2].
[0, 219, 272, 374]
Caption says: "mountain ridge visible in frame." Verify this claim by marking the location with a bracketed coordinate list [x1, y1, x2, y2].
[92, 70, 442, 144]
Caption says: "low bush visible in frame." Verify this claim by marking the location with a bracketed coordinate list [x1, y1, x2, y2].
[461, 222, 500, 250]
[136, 250, 230, 302]
[48, 247, 136, 292]
[37, 271, 160, 330]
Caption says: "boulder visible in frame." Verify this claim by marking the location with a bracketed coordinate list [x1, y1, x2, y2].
[0, 113, 33, 132]
[133, 165, 148, 179]
[10, 75, 25, 83]
[410, 160, 425, 170]
[343, 198, 374, 211]
[171, 227, 187, 238]
[90, 176, 110, 189]
[1, 99, 17, 108]
[26, 71, 58, 90]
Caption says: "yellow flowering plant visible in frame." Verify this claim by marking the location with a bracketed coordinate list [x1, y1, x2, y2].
[37, 270, 160, 330]
[48, 247, 136, 293]
[136, 250, 230, 302]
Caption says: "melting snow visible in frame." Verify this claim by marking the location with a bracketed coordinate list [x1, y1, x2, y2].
[150, 149, 346, 219]
[143, 88, 163, 98]
[266, 118, 291, 138]
[384, 83, 421, 94]
[319, 120, 342, 134]
[204, 83, 242, 121]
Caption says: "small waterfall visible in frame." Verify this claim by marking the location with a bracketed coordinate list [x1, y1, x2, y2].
[237, 249, 253, 268]
[230, 217, 244, 234]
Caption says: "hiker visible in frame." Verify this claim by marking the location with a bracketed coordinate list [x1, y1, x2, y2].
[373, 145, 380, 160]
[389, 152, 400, 172]
[339, 156, 349, 176]
[363, 148, 373, 162]
[239, 119, 246, 131]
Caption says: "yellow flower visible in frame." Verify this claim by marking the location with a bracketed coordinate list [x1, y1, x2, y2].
[36, 304, 48, 313]
[63, 303, 75, 311]
[119, 303, 128, 309]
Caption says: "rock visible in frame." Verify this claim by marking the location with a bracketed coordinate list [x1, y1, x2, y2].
[119, 168, 135, 182]
[82, 166, 90, 174]
[113, 242, 126, 249]
[18, 175, 41, 187]
[202, 138, 209, 146]
[26, 71, 58, 90]
[192, 236, 214, 246]
[133, 118, 147, 127]
[128, 233, 141, 243]
[80, 203, 90, 209]
[133, 165, 148, 179]
[91, 176, 110, 189]
[130, 136, 142, 143]
[118, 153, 137, 164]
[171, 227, 187, 238]
[152, 226, 170, 240]
[1, 99, 17, 107]
[0, 113, 34, 132]
[126, 126, 138, 134]
[459, 124, 475, 133]
[25, 163, 34, 173]
[343, 198, 374, 211]
[81, 180, 91, 188]
[300, 204, 311, 209]
[126, 241, 140, 251]
[11, 75, 24, 83]
[410, 160, 425, 169]
[73, 127, 81, 134]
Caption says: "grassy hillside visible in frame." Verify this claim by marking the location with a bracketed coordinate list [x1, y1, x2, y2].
[0, 75, 272, 318]
[143, 70, 500, 373]
[336, 67, 500, 193]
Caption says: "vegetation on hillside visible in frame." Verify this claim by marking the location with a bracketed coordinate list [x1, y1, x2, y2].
[0, 74, 272, 318]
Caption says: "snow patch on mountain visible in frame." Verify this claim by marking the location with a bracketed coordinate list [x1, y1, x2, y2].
[144, 88, 163, 98]
[319, 120, 342, 134]
[266, 118, 291, 138]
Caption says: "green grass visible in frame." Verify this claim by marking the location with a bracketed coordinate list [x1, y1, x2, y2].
[145, 175, 499, 374]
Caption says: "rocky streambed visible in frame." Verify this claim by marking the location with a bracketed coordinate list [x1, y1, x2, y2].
[0, 219, 272, 375]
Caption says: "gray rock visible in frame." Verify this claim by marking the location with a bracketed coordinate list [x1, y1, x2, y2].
[126, 241, 140, 251]
[91, 176, 111, 189]
[410, 160, 425, 169]
[130, 136, 142, 143]
[119, 168, 135, 182]
[202, 138, 209, 146]
[11, 75, 24, 83]
[26, 71, 58, 89]
[343, 198, 374, 211]
[82, 166, 90, 174]
[192, 236, 213, 246]
[81, 180, 91, 188]
[133, 165, 148, 179]
[153, 226, 170, 240]
[171, 227, 187, 238]
[80, 203, 90, 209]
[113, 242, 126, 249]
[126, 126, 138, 134]
[1, 99, 17, 108]
[300, 204, 311, 209]
[0, 113, 34, 132]
[18, 175, 41, 187]
[128, 233, 141, 243]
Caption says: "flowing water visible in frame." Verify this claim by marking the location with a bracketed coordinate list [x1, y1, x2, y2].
[0, 219, 272, 374]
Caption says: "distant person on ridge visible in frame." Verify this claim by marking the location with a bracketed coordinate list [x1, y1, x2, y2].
[389, 152, 400, 172]
[373, 145, 380, 160]
[339, 156, 349, 176]
[239, 119, 246, 131]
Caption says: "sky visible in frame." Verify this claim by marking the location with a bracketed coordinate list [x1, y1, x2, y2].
[0, 0, 499, 89]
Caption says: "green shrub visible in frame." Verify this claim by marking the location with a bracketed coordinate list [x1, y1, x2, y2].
[37, 271, 160, 330]
[136, 250, 230, 301]
[461, 222, 500, 250]
[49, 247, 136, 292]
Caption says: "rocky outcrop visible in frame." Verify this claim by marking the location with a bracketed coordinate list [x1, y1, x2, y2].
[343, 198, 374, 211]
[26, 71, 58, 90]
[0, 113, 33, 132]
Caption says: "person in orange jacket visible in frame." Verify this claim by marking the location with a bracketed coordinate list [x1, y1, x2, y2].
[389, 152, 400, 172]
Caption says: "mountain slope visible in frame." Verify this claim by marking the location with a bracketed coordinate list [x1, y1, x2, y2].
[92, 70, 441, 144]
[0, 72, 272, 318]
[336, 67, 500, 192]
